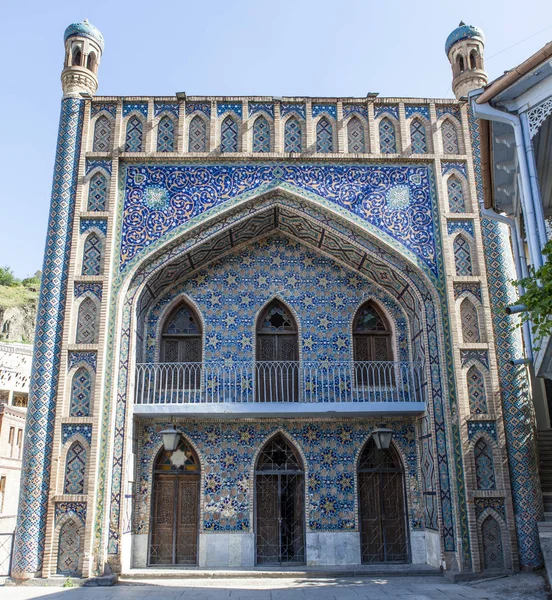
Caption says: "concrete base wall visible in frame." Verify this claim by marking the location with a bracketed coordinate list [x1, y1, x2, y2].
[410, 531, 426, 564]
[425, 530, 441, 568]
[199, 533, 255, 567]
[132, 534, 149, 568]
[306, 531, 361, 566]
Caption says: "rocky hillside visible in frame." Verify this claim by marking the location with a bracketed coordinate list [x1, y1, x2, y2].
[0, 268, 40, 344]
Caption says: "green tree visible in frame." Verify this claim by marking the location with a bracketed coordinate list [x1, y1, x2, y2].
[0, 266, 17, 287]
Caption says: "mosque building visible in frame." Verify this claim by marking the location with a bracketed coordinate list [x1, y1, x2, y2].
[10, 20, 547, 579]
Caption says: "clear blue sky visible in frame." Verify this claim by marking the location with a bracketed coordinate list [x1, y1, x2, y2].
[1, 0, 550, 278]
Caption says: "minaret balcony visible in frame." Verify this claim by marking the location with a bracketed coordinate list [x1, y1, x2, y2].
[133, 360, 426, 417]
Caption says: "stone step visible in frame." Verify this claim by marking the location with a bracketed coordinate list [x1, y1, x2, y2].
[544, 512, 552, 522]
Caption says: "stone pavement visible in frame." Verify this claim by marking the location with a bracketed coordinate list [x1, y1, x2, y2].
[0, 573, 549, 600]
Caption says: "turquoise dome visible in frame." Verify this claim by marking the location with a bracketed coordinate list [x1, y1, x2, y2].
[64, 20, 104, 51]
[445, 22, 484, 55]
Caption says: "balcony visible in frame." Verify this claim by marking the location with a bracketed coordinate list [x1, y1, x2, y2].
[133, 361, 426, 417]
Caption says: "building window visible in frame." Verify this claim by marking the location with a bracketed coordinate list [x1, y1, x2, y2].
[72, 47, 82, 66]
[379, 118, 396, 153]
[0, 476, 5, 512]
[81, 233, 102, 276]
[460, 298, 481, 343]
[189, 115, 207, 152]
[284, 117, 302, 152]
[468, 366, 487, 414]
[70, 368, 92, 417]
[125, 116, 144, 152]
[442, 119, 459, 154]
[87, 52, 97, 73]
[453, 235, 474, 276]
[157, 116, 175, 152]
[92, 116, 112, 152]
[16, 428, 22, 459]
[63, 441, 87, 494]
[8, 427, 15, 458]
[316, 117, 333, 153]
[221, 116, 238, 152]
[252, 116, 271, 152]
[447, 175, 466, 212]
[76, 297, 99, 344]
[410, 118, 427, 153]
[347, 117, 365, 153]
[474, 438, 496, 490]
[87, 173, 108, 211]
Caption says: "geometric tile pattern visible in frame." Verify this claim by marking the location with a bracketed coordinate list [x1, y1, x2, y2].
[249, 103, 274, 118]
[379, 118, 397, 154]
[405, 106, 430, 119]
[460, 349, 488, 368]
[347, 117, 365, 153]
[91, 103, 116, 118]
[447, 220, 474, 236]
[63, 441, 87, 495]
[436, 105, 461, 121]
[68, 351, 97, 372]
[125, 116, 143, 152]
[460, 298, 481, 343]
[454, 235, 474, 276]
[86, 159, 112, 176]
[252, 116, 270, 153]
[81, 233, 102, 276]
[188, 116, 207, 152]
[74, 283, 102, 300]
[12, 97, 84, 576]
[186, 102, 211, 118]
[343, 104, 368, 119]
[217, 102, 242, 118]
[221, 116, 239, 153]
[447, 176, 466, 212]
[156, 116, 175, 152]
[69, 367, 91, 417]
[468, 421, 497, 442]
[474, 438, 496, 490]
[474, 497, 505, 520]
[410, 118, 427, 154]
[454, 282, 481, 302]
[281, 103, 306, 119]
[80, 219, 107, 236]
[87, 173, 108, 211]
[284, 118, 302, 153]
[122, 102, 148, 118]
[312, 104, 337, 119]
[62, 424, 92, 444]
[442, 119, 460, 154]
[56, 519, 82, 576]
[92, 116, 112, 152]
[442, 161, 467, 177]
[374, 105, 399, 120]
[467, 366, 487, 414]
[316, 117, 333, 153]
[55, 502, 87, 526]
[76, 297, 99, 344]
[154, 102, 179, 117]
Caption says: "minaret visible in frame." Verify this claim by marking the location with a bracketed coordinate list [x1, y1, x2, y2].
[61, 19, 104, 97]
[445, 22, 488, 99]
[11, 20, 103, 580]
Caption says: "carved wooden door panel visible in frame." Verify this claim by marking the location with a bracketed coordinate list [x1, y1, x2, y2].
[176, 476, 200, 564]
[150, 475, 175, 565]
[256, 473, 280, 564]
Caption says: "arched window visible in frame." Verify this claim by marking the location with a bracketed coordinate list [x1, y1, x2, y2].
[316, 117, 333, 153]
[460, 298, 481, 343]
[379, 118, 397, 153]
[453, 235, 474, 276]
[87, 173, 108, 211]
[81, 233, 102, 276]
[150, 437, 200, 565]
[470, 51, 477, 70]
[447, 175, 465, 212]
[347, 117, 365, 153]
[76, 297, 98, 344]
[467, 366, 487, 414]
[253, 116, 271, 152]
[70, 367, 92, 417]
[189, 115, 207, 152]
[125, 116, 144, 152]
[481, 515, 504, 570]
[86, 52, 97, 73]
[457, 54, 465, 73]
[284, 117, 302, 152]
[64, 441, 87, 494]
[410, 118, 427, 153]
[157, 116, 175, 152]
[92, 116, 112, 152]
[442, 119, 459, 154]
[57, 519, 83, 576]
[221, 116, 238, 152]
[255, 434, 305, 564]
[358, 438, 408, 563]
[72, 46, 82, 66]
[474, 438, 496, 490]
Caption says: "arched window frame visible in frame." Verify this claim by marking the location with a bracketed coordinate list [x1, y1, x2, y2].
[67, 364, 94, 417]
[314, 114, 337, 153]
[282, 113, 305, 153]
[457, 292, 486, 344]
[60, 433, 90, 495]
[251, 112, 273, 153]
[90, 112, 114, 152]
[452, 231, 478, 276]
[80, 229, 105, 276]
[475, 508, 511, 572]
[75, 293, 101, 345]
[440, 116, 463, 154]
[124, 111, 146, 153]
[351, 300, 396, 363]
[155, 112, 178, 153]
[186, 112, 210, 153]
[408, 115, 431, 154]
[54, 512, 85, 577]
[377, 115, 400, 154]
[157, 297, 204, 364]
[254, 298, 300, 358]
[219, 112, 241, 153]
[71, 44, 83, 67]
[456, 53, 465, 74]
[344, 114, 369, 153]
[469, 50, 478, 70]
[464, 361, 490, 415]
[470, 432, 500, 491]
[444, 170, 470, 213]
[86, 51, 97, 73]
[84, 167, 110, 212]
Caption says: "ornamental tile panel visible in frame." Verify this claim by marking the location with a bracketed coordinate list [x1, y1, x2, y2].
[248, 102, 274, 118]
[467, 421, 497, 441]
[312, 104, 337, 119]
[154, 102, 179, 117]
[86, 159, 112, 176]
[186, 102, 211, 117]
[281, 103, 306, 119]
[122, 102, 148, 117]
[217, 102, 242, 118]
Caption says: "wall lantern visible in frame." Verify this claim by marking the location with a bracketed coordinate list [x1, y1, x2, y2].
[371, 426, 394, 450]
[160, 426, 181, 453]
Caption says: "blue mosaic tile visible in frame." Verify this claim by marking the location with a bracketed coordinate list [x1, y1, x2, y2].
[312, 104, 337, 119]
[405, 106, 429, 119]
[86, 159, 111, 176]
[68, 351, 97, 372]
[468, 421, 497, 442]
[437, 105, 461, 120]
[186, 102, 211, 117]
[217, 102, 242, 118]
[248, 102, 274, 118]
[460, 349, 489, 369]
[123, 102, 148, 118]
[62, 423, 92, 444]
[80, 219, 107, 236]
[454, 282, 481, 301]
[154, 102, 179, 117]
[343, 104, 368, 119]
[91, 103, 116, 118]
[55, 502, 87, 526]
[74, 282, 102, 301]
[374, 105, 399, 120]
[474, 497, 505, 521]
[448, 220, 474, 236]
[442, 161, 467, 177]
[281, 103, 306, 119]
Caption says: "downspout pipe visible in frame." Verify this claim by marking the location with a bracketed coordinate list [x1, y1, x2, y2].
[470, 92, 544, 270]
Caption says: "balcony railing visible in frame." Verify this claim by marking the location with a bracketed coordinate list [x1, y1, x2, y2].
[134, 361, 426, 407]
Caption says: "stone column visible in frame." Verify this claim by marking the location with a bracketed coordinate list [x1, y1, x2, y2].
[11, 97, 84, 579]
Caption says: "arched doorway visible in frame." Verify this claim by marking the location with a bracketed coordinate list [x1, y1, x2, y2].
[255, 434, 305, 564]
[149, 437, 200, 565]
[256, 300, 299, 402]
[358, 438, 409, 563]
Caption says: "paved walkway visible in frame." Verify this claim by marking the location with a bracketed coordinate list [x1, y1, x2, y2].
[0, 573, 549, 600]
